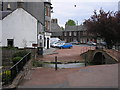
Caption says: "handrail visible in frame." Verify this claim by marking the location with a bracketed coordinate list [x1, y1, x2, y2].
[10, 52, 31, 69]
[2, 52, 31, 86]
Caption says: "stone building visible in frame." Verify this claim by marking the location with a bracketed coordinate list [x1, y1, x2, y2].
[51, 19, 63, 39]
[62, 25, 97, 44]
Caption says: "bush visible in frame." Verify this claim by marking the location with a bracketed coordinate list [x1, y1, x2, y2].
[1, 70, 11, 84]
[33, 61, 43, 67]
[12, 57, 22, 61]
[12, 51, 28, 58]
[12, 57, 22, 64]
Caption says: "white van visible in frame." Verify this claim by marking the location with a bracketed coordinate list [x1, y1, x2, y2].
[50, 38, 60, 45]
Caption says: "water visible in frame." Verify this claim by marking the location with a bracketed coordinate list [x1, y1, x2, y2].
[43, 63, 85, 69]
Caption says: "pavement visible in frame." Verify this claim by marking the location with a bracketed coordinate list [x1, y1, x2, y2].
[18, 63, 118, 88]
[17, 46, 119, 88]
[43, 48, 58, 55]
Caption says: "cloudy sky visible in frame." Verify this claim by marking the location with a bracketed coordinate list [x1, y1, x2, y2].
[51, 0, 120, 27]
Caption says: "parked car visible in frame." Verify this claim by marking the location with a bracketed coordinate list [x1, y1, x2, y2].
[51, 41, 65, 48]
[87, 41, 96, 45]
[58, 43, 73, 49]
[100, 41, 107, 46]
[70, 41, 79, 45]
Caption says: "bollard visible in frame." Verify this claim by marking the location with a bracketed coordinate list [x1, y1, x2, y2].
[55, 56, 58, 71]
[85, 53, 87, 67]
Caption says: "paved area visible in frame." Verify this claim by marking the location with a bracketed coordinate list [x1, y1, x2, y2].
[18, 64, 118, 88]
[18, 46, 119, 88]
[43, 48, 58, 55]
[38, 46, 95, 63]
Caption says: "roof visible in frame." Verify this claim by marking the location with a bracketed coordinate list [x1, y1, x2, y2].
[52, 32, 63, 36]
[51, 23, 62, 32]
[2, 8, 37, 22]
[0, 10, 12, 20]
[65, 25, 87, 31]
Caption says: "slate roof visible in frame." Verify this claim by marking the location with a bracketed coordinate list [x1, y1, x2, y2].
[51, 23, 62, 32]
[51, 22, 63, 36]
[0, 10, 12, 20]
[65, 25, 87, 31]
[52, 32, 63, 36]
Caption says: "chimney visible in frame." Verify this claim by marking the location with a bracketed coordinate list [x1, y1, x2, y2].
[7, 3, 11, 10]
[51, 19, 58, 24]
[17, 0, 24, 8]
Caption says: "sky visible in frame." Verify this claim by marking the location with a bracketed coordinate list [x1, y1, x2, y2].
[51, 0, 120, 27]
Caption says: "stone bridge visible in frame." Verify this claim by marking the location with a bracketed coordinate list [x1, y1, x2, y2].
[81, 49, 119, 65]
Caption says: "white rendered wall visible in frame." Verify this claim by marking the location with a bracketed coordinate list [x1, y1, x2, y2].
[2, 8, 37, 48]
[0, 20, 2, 47]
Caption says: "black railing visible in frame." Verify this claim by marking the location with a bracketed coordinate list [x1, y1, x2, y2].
[2, 52, 31, 86]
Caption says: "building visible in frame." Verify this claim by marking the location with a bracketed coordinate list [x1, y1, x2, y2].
[1, 8, 43, 48]
[51, 19, 63, 39]
[62, 25, 97, 43]
[118, 1, 120, 11]
[44, 1, 52, 49]
[1, 0, 52, 49]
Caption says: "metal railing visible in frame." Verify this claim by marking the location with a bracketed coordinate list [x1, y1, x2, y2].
[2, 52, 31, 86]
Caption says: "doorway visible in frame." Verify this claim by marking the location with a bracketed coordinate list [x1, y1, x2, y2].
[47, 38, 49, 49]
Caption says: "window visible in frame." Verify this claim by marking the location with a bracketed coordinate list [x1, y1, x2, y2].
[45, 6, 50, 17]
[45, 21, 50, 31]
[74, 32, 77, 36]
[69, 32, 72, 36]
[64, 32, 67, 36]
[7, 39, 14, 47]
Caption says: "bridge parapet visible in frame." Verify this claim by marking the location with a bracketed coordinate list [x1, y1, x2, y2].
[80, 49, 118, 65]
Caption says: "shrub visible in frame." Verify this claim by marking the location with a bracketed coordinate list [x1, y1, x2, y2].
[1, 70, 11, 84]
[12, 57, 22, 64]
[12, 57, 22, 61]
[33, 61, 43, 67]
[12, 51, 28, 58]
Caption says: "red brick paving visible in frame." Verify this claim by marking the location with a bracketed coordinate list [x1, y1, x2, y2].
[19, 64, 118, 88]
[20, 67, 80, 86]
[37, 46, 95, 62]
[18, 46, 118, 88]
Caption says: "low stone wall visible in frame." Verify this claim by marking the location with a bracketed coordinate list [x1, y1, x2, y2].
[3, 59, 33, 89]
[81, 49, 118, 64]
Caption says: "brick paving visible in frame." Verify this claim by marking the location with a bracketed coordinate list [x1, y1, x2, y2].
[37, 46, 95, 63]
[18, 64, 118, 88]
[18, 46, 118, 88]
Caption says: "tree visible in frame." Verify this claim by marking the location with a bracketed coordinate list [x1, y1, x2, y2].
[84, 9, 120, 49]
[60, 27, 64, 30]
[65, 19, 76, 26]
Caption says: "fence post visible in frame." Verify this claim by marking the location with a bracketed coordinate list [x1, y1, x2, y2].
[85, 53, 87, 67]
[55, 56, 58, 71]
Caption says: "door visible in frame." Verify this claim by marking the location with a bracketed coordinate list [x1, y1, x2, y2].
[47, 38, 49, 49]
